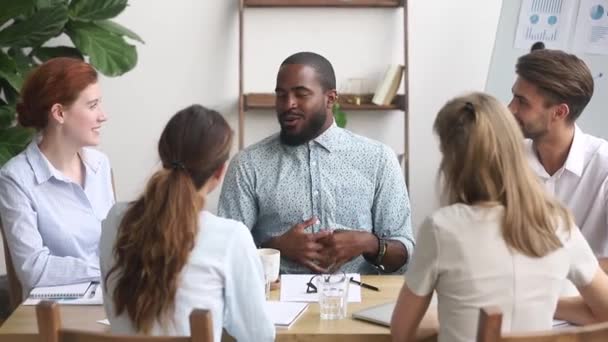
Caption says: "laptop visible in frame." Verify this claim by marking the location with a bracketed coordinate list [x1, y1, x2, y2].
[352, 302, 396, 327]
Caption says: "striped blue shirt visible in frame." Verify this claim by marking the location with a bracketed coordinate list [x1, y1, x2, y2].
[218, 123, 414, 274]
[0, 140, 114, 294]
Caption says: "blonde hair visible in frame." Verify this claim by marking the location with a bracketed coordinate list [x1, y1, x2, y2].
[433, 92, 572, 257]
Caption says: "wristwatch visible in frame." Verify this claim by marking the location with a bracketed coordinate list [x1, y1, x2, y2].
[374, 236, 388, 268]
[365, 234, 387, 271]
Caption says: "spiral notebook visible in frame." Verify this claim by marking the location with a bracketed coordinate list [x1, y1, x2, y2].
[29, 281, 92, 299]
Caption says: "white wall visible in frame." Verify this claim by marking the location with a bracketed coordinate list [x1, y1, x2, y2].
[0, 0, 502, 274]
[409, 0, 503, 231]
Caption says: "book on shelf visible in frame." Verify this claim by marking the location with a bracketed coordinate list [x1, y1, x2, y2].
[372, 64, 404, 106]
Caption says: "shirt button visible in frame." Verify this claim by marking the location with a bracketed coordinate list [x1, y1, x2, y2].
[313, 190, 319, 196]
[311, 161, 316, 166]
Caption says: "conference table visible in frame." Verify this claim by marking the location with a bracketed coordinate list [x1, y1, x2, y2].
[0, 275, 439, 342]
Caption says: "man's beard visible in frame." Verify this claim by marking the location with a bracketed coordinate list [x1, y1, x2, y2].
[518, 116, 550, 140]
[279, 109, 327, 146]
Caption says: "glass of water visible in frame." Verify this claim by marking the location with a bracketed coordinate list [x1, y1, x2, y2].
[317, 272, 349, 320]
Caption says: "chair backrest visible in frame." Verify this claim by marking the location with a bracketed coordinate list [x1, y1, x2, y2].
[110, 168, 117, 201]
[477, 306, 608, 342]
[0, 220, 23, 311]
[36, 301, 214, 342]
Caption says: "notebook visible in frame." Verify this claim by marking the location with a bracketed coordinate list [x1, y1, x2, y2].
[352, 302, 395, 327]
[266, 301, 308, 329]
[29, 281, 92, 299]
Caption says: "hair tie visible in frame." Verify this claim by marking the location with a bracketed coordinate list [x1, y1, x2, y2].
[170, 161, 186, 170]
[463, 102, 475, 115]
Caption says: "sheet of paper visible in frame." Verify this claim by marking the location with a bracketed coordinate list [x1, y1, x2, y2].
[514, 0, 577, 49]
[23, 284, 103, 306]
[97, 319, 110, 326]
[573, 0, 608, 55]
[266, 301, 308, 328]
[279, 273, 362, 303]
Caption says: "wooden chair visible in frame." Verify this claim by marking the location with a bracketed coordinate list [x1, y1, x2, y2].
[36, 301, 214, 342]
[477, 306, 608, 342]
[1, 220, 23, 311]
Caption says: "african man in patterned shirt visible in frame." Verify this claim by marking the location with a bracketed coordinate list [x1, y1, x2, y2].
[218, 52, 414, 275]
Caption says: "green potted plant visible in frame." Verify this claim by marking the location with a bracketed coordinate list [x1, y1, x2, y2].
[333, 102, 347, 128]
[0, 0, 143, 166]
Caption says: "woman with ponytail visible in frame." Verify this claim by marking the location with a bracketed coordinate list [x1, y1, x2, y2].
[391, 92, 608, 342]
[99, 105, 274, 341]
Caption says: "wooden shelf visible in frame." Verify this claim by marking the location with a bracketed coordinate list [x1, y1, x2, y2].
[243, 93, 406, 111]
[244, 0, 403, 8]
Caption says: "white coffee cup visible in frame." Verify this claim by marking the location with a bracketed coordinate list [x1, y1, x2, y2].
[258, 248, 280, 282]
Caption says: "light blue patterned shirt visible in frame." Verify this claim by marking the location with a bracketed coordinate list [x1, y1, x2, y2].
[218, 123, 414, 274]
[0, 140, 114, 294]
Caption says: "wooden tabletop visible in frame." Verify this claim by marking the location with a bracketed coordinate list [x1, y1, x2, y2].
[0, 275, 438, 342]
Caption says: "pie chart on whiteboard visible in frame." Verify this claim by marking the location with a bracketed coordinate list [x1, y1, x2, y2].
[590, 5, 604, 20]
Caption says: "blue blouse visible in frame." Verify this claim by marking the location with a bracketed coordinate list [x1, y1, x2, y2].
[0, 140, 114, 294]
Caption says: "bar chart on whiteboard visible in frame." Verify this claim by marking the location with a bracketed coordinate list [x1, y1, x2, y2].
[514, 0, 577, 49]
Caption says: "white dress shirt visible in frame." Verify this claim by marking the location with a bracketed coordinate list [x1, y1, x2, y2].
[525, 125, 608, 257]
[100, 203, 275, 342]
[0, 140, 114, 294]
[405, 204, 598, 342]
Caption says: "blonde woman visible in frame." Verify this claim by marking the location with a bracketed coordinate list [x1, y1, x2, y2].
[390, 92, 608, 342]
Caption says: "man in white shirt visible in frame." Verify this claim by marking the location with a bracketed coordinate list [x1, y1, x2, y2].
[508, 49, 608, 268]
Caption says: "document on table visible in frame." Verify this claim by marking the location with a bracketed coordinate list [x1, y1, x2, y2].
[266, 301, 308, 329]
[279, 273, 362, 303]
[97, 319, 110, 326]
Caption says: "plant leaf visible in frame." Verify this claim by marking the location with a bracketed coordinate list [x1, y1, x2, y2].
[333, 103, 347, 128]
[0, 5, 68, 48]
[33, 46, 84, 62]
[0, 0, 36, 27]
[66, 21, 136, 76]
[0, 126, 34, 157]
[0, 104, 17, 129]
[94, 20, 144, 44]
[36, 0, 67, 9]
[8, 48, 35, 77]
[0, 79, 19, 104]
[0, 145, 13, 166]
[0, 51, 22, 92]
[68, 0, 127, 21]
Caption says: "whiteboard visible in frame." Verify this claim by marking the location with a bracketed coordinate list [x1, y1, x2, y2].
[485, 0, 608, 139]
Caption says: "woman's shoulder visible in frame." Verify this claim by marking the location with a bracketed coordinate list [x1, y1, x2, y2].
[201, 211, 252, 240]
[428, 203, 504, 230]
[190, 212, 256, 262]
[0, 149, 32, 181]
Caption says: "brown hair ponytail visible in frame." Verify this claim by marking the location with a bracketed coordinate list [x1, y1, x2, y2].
[105, 105, 233, 333]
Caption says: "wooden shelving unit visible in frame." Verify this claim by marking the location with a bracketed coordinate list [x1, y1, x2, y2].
[238, 0, 409, 183]
[243, 93, 406, 111]
[244, 0, 402, 7]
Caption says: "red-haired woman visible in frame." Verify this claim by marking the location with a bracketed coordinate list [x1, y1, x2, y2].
[0, 57, 114, 295]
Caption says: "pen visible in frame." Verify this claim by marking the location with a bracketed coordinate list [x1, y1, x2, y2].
[349, 277, 380, 292]
[89, 282, 99, 298]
